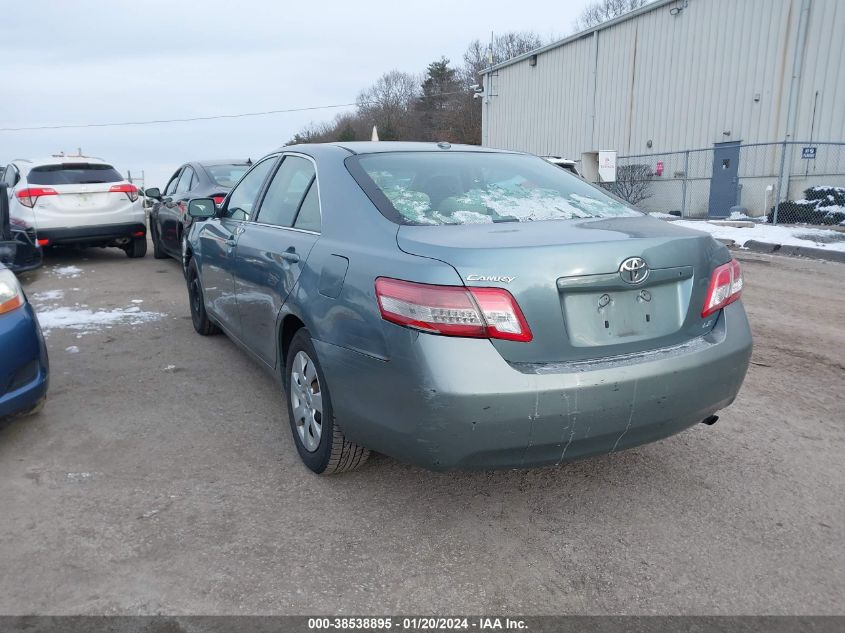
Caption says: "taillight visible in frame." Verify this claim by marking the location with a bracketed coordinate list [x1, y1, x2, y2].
[37, 238, 50, 247]
[15, 187, 58, 208]
[109, 183, 139, 202]
[212, 195, 226, 206]
[374, 277, 532, 342]
[701, 259, 743, 317]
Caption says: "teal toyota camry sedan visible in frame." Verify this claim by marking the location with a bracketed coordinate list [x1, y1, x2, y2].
[183, 142, 752, 474]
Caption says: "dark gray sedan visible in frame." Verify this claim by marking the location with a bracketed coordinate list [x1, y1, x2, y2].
[146, 160, 250, 260]
[184, 142, 752, 474]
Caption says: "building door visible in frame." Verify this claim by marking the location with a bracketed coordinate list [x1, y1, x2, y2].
[708, 141, 741, 217]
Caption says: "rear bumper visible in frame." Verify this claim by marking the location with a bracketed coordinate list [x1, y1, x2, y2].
[315, 301, 752, 470]
[37, 222, 146, 246]
[0, 303, 49, 419]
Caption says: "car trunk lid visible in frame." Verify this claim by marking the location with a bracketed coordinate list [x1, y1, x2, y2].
[397, 215, 726, 364]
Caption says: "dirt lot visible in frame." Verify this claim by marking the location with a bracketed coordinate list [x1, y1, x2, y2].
[0, 245, 842, 615]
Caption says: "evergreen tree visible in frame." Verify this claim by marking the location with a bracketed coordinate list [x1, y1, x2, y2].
[417, 57, 460, 141]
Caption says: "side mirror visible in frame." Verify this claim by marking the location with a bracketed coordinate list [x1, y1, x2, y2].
[145, 187, 162, 199]
[188, 198, 216, 219]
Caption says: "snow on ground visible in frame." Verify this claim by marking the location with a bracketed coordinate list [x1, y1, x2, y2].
[728, 211, 764, 222]
[647, 212, 676, 219]
[671, 219, 845, 251]
[35, 304, 166, 334]
[50, 265, 83, 278]
[31, 289, 65, 302]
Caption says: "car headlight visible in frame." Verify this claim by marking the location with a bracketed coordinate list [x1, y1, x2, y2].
[0, 268, 25, 315]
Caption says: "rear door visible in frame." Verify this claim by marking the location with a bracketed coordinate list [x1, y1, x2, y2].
[234, 154, 320, 366]
[199, 155, 278, 336]
[162, 166, 195, 252]
[159, 167, 183, 252]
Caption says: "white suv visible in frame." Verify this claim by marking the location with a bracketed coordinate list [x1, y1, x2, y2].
[2, 155, 147, 258]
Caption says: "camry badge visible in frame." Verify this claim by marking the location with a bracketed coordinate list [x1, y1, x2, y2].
[466, 274, 515, 283]
[619, 257, 649, 284]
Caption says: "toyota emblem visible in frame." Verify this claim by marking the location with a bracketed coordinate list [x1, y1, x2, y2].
[619, 257, 649, 284]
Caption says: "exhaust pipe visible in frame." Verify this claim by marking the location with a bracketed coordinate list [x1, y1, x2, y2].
[701, 415, 719, 426]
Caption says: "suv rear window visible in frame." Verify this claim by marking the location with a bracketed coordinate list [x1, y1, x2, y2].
[347, 152, 640, 226]
[205, 164, 249, 188]
[27, 163, 123, 185]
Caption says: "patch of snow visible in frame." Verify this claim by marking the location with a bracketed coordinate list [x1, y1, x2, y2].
[31, 290, 65, 302]
[51, 265, 83, 278]
[728, 211, 764, 222]
[66, 472, 94, 482]
[131, 299, 144, 304]
[36, 304, 166, 334]
[671, 220, 845, 251]
[647, 212, 676, 219]
[65, 346, 79, 354]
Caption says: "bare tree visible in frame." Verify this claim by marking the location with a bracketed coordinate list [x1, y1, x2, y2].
[356, 70, 421, 140]
[606, 164, 653, 206]
[287, 31, 546, 146]
[574, 0, 649, 31]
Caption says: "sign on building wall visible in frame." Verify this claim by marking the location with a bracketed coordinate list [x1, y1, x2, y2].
[801, 146, 817, 160]
[598, 151, 617, 182]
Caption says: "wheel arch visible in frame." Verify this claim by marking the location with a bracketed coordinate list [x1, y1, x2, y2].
[278, 313, 307, 372]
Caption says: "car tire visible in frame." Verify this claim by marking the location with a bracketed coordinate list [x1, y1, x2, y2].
[152, 224, 168, 259]
[186, 259, 220, 336]
[285, 328, 369, 475]
[125, 236, 147, 258]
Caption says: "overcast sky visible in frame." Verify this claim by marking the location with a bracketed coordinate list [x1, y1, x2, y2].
[0, 0, 585, 188]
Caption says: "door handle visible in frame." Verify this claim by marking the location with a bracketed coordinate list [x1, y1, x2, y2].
[279, 251, 300, 263]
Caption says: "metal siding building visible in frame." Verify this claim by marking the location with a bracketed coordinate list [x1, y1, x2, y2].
[482, 0, 845, 217]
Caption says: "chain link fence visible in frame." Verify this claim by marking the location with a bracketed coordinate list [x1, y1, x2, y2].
[606, 141, 845, 225]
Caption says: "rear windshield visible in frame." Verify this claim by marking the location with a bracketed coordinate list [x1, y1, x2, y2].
[347, 152, 640, 226]
[205, 164, 249, 188]
[27, 163, 123, 185]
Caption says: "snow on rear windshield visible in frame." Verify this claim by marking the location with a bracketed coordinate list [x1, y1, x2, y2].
[27, 163, 123, 185]
[352, 152, 640, 225]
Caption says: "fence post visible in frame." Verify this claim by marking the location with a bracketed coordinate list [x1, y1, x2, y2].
[773, 141, 788, 225]
[681, 150, 689, 218]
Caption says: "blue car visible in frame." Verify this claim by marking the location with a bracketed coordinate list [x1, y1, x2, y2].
[0, 265, 48, 420]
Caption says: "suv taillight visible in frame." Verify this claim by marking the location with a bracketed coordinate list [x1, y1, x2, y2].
[375, 277, 532, 342]
[15, 187, 58, 208]
[701, 259, 743, 317]
[109, 183, 139, 202]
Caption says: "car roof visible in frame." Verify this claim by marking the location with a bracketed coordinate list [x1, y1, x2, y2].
[16, 155, 111, 168]
[193, 159, 251, 167]
[279, 141, 522, 156]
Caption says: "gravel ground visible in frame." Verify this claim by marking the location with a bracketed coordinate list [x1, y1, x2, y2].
[0, 244, 842, 615]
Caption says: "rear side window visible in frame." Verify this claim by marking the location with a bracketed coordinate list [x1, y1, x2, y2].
[293, 183, 321, 232]
[256, 156, 315, 228]
[27, 163, 123, 185]
[347, 152, 640, 226]
[175, 167, 195, 193]
[205, 164, 249, 188]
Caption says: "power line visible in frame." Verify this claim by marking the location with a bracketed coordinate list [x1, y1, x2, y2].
[0, 91, 478, 132]
[0, 101, 363, 132]
[0, 89, 476, 132]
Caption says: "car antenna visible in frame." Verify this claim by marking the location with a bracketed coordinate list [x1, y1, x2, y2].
[246, 158, 252, 166]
